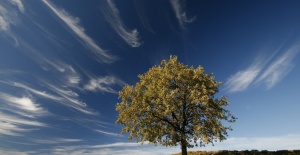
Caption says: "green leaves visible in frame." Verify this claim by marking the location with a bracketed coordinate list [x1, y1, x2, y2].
[116, 55, 236, 150]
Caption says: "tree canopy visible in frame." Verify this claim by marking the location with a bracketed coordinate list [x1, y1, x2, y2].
[116, 56, 236, 155]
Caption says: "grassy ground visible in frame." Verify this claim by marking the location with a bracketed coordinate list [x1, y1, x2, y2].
[172, 150, 300, 155]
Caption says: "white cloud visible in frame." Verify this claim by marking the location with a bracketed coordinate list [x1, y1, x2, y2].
[0, 15, 9, 31]
[42, 0, 117, 63]
[45, 83, 86, 107]
[0, 93, 46, 114]
[225, 65, 261, 93]
[0, 113, 46, 127]
[3, 80, 96, 115]
[90, 142, 141, 148]
[104, 0, 142, 47]
[226, 43, 299, 93]
[66, 66, 81, 85]
[18, 41, 68, 72]
[8, 0, 24, 13]
[170, 0, 196, 29]
[16, 41, 82, 87]
[47, 142, 172, 155]
[13, 82, 62, 101]
[197, 134, 300, 151]
[0, 4, 16, 31]
[94, 129, 119, 137]
[256, 45, 299, 89]
[0, 122, 26, 136]
[0, 112, 47, 136]
[32, 138, 82, 144]
[34, 134, 300, 154]
[42, 84, 97, 115]
[46, 84, 78, 97]
[0, 3, 19, 45]
[84, 76, 125, 94]
[55, 65, 81, 86]
[0, 148, 30, 155]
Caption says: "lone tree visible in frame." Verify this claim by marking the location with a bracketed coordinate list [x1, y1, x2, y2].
[116, 56, 236, 155]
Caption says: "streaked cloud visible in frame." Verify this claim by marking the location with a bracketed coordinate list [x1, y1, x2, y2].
[0, 4, 16, 31]
[90, 142, 142, 149]
[0, 112, 47, 136]
[45, 142, 157, 155]
[0, 93, 47, 115]
[133, 1, 155, 34]
[170, 0, 196, 29]
[104, 0, 142, 47]
[84, 76, 125, 94]
[37, 82, 97, 115]
[13, 82, 62, 101]
[32, 138, 82, 144]
[66, 66, 81, 85]
[0, 1, 19, 45]
[0, 13, 9, 31]
[19, 41, 67, 72]
[0, 148, 30, 155]
[2, 80, 96, 115]
[16, 41, 82, 87]
[0, 121, 29, 136]
[42, 0, 117, 63]
[225, 64, 261, 93]
[45, 83, 86, 107]
[256, 45, 299, 89]
[94, 129, 119, 137]
[8, 0, 24, 13]
[226, 43, 299, 93]
[0, 82, 49, 137]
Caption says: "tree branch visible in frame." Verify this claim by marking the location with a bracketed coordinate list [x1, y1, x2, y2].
[151, 113, 181, 132]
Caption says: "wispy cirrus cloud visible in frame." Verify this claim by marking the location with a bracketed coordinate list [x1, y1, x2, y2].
[0, 6, 10, 31]
[0, 148, 31, 155]
[8, 0, 24, 13]
[45, 82, 86, 107]
[0, 2, 19, 31]
[170, 0, 196, 29]
[13, 82, 62, 101]
[44, 142, 160, 155]
[0, 1, 20, 45]
[18, 82, 96, 115]
[104, 0, 142, 47]
[0, 94, 47, 136]
[0, 93, 48, 116]
[31, 138, 82, 144]
[94, 129, 119, 137]
[256, 45, 299, 89]
[14, 37, 66, 73]
[225, 63, 262, 93]
[84, 76, 125, 94]
[1, 80, 96, 115]
[66, 66, 81, 85]
[225, 43, 299, 93]
[18, 41, 82, 87]
[0, 112, 47, 136]
[41, 0, 117, 63]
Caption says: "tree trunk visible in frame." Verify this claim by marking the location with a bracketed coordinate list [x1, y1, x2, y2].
[181, 143, 187, 155]
[181, 138, 187, 155]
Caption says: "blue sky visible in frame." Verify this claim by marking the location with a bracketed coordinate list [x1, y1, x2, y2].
[1, 0, 300, 154]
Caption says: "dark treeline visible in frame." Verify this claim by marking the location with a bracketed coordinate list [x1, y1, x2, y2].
[172, 150, 300, 155]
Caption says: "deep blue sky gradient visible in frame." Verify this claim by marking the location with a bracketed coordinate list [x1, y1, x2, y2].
[1, 0, 300, 154]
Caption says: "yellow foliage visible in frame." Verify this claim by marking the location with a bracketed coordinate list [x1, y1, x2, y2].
[116, 55, 236, 153]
